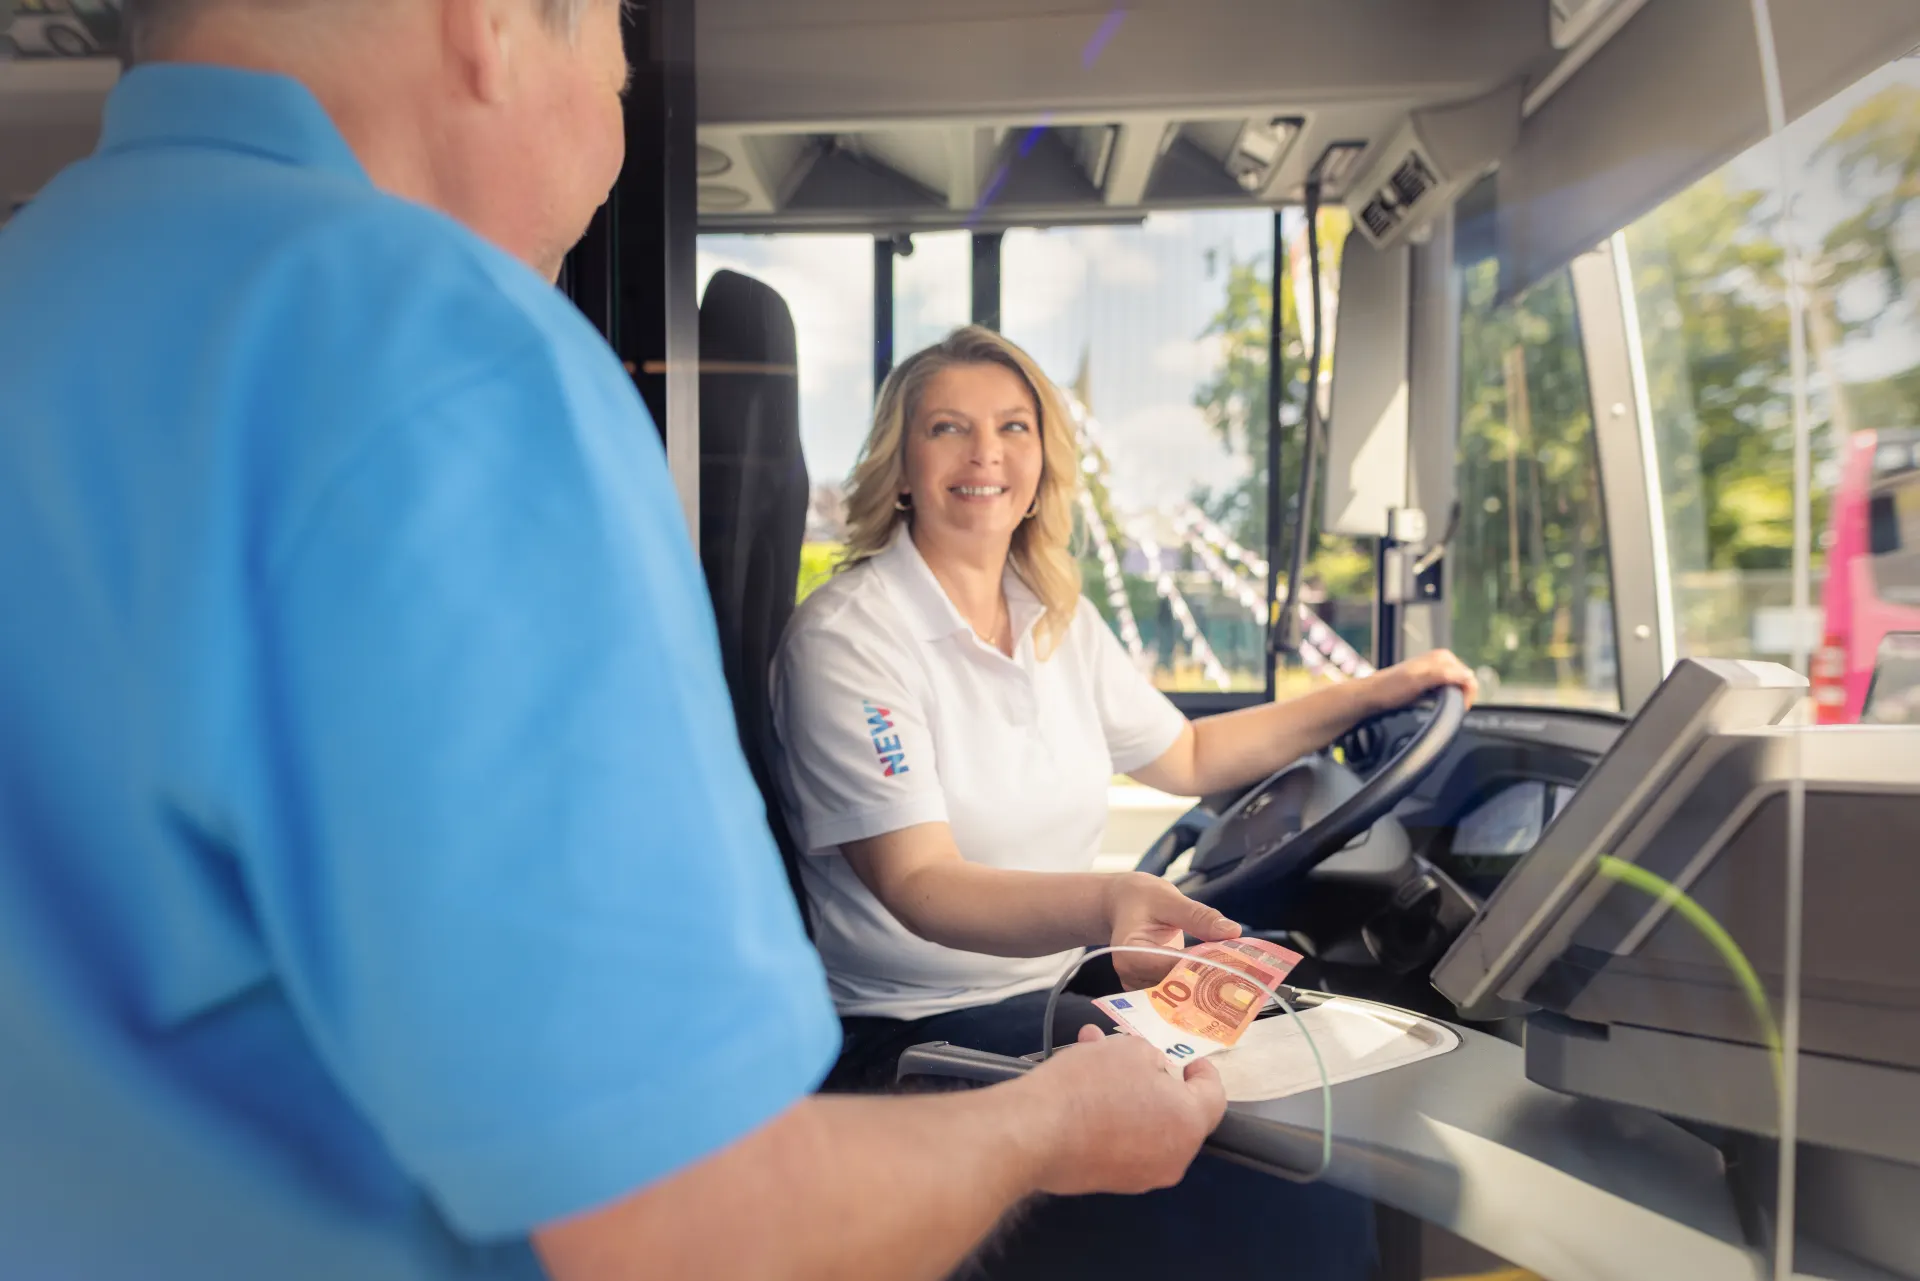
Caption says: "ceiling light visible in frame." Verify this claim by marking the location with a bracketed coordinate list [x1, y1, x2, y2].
[698, 185, 751, 211]
[1309, 142, 1369, 195]
[1225, 117, 1303, 193]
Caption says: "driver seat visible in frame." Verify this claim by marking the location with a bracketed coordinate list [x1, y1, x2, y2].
[695, 268, 813, 934]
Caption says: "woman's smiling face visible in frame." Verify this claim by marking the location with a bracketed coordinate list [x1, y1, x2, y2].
[900, 362, 1044, 550]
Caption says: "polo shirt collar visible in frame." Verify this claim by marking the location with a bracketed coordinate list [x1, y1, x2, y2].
[98, 63, 369, 183]
[873, 527, 1046, 650]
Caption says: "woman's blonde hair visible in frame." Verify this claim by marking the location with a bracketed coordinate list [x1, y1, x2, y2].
[840, 326, 1083, 658]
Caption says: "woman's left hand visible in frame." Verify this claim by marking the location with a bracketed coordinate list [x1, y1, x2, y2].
[1362, 648, 1479, 715]
[1102, 873, 1242, 989]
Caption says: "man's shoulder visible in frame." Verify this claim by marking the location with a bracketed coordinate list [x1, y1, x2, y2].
[253, 182, 595, 380]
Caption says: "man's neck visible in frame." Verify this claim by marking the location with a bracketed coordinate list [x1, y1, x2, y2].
[156, 17, 455, 225]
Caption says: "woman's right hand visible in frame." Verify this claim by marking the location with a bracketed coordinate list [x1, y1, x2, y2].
[1102, 872, 1240, 989]
[1361, 648, 1479, 715]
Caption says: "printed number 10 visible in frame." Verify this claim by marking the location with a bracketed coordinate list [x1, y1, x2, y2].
[1166, 1043, 1196, 1060]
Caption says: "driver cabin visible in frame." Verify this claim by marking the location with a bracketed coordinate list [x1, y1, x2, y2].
[5, 0, 1920, 1277]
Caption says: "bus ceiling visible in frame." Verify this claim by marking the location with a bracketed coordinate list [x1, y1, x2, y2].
[4, 0, 1917, 284]
[690, 0, 1919, 299]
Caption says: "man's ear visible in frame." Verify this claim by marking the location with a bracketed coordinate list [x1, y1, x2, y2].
[441, 0, 514, 106]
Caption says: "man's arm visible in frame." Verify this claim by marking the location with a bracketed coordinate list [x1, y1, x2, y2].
[534, 1029, 1226, 1281]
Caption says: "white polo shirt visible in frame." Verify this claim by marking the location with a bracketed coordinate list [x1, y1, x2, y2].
[770, 529, 1189, 1020]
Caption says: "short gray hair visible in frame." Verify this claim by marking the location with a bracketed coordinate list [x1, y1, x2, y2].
[121, 0, 596, 65]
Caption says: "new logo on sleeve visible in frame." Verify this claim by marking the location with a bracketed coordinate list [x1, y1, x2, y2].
[862, 701, 910, 777]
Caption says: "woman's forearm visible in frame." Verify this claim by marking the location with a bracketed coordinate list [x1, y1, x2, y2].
[1192, 679, 1382, 792]
[888, 862, 1114, 957]
[839, 827, 1236, 968]
[1137, 679, 1383, 798]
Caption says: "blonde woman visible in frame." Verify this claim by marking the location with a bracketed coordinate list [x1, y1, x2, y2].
[772, 326, 1475, 1089]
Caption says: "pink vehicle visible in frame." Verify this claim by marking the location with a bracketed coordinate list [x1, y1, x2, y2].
[1814, 427, 1920, 723]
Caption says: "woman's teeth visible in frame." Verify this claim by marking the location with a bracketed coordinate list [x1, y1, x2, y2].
[951, 486, 1007, 497]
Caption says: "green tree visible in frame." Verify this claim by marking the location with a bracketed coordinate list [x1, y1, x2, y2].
[1453, 263, 1611, 694]
[1815, 82, 1920, 436]
[1817, 83, 1920, 347]
[1189, 211, 1375, 656]
[1625, 175, 1800, 574]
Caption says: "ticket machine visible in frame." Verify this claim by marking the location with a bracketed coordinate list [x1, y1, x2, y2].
[1434, 657, 1920, 1277]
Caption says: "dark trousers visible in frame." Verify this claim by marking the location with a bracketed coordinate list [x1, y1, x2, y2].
[826, 965, 1378, 1280]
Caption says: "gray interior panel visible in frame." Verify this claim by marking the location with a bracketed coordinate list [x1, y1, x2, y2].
[1495, 0, 1920, 301]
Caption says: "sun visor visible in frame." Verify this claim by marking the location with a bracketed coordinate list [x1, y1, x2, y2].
[1494, 0, 1920, 303]
[1323, 235, 1411, 539]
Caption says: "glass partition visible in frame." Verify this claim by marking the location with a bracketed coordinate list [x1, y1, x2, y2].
[1622, 54, 1920, 716]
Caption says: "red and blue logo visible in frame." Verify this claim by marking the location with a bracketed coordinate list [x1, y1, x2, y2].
[863, 701, 910, 777]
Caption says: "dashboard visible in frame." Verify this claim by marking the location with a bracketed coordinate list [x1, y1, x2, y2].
[1448, 779, 1576, 873]
[1344, 702, 1625, 901]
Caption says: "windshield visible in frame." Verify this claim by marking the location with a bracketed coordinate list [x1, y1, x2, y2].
[701, 209, 1375, 705]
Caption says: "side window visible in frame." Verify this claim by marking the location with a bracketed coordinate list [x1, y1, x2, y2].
[1870, 493, 1900, 556]
[1871, 478, 1920, 604]
[1452, 263, 1620, 709]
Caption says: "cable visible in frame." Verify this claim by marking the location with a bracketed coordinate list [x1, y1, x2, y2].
[1036, 943, 1334, 1182]
[1594, 855, 1784, 1095]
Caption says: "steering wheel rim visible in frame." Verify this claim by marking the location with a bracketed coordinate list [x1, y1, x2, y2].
[1178, 686, 1469, 915]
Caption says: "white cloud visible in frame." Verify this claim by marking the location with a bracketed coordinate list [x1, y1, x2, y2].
[1151, 335, 1226, 380]
[1075, 225, 1161, 286]
[1099, 401, 1241, 512]
[1003, 229, 1090, 327]
[895, 231, 971, 349]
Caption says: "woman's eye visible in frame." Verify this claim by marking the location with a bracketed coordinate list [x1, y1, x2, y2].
[1003, 420, 1032, 434]
[930, 420, 964, 436]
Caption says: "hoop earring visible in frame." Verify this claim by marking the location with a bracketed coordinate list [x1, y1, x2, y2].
[894, 494, 912, 513]
[1023, 499, 1038, 520]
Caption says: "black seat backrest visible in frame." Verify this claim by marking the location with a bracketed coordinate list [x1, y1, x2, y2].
[697, 269, 813, 933]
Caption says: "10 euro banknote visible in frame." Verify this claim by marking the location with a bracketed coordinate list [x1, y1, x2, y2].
[1093, 937, 1303, 1069]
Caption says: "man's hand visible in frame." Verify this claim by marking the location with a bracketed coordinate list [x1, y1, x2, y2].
[1013, 1026, 1226, 1198]
[1103, 872, 1240, 989]
[534, 1028, 1226, 1281]
[1362, 648, 1479, 715]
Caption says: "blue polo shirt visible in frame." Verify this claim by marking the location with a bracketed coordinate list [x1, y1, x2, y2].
[0, 64, 838, 1279]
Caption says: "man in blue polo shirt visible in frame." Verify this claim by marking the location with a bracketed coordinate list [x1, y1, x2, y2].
[0, 1, 1228, 1278]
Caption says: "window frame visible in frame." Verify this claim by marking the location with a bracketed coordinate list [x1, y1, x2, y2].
[1566, 236, 1675, 712]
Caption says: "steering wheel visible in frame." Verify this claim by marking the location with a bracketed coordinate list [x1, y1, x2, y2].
[1143, 686, 1469, 923]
